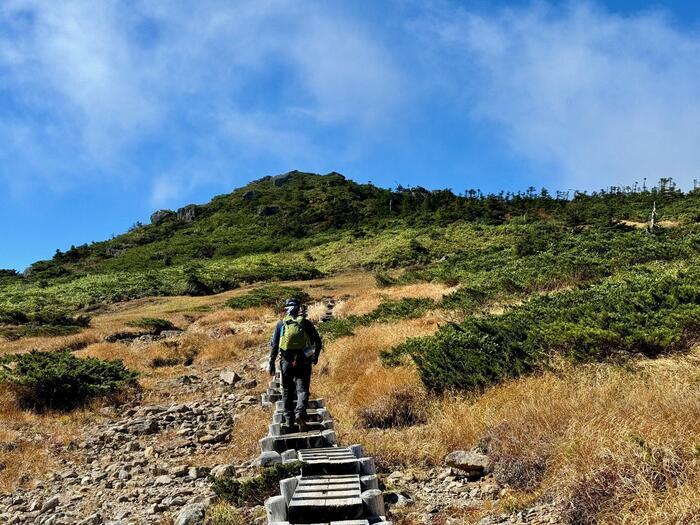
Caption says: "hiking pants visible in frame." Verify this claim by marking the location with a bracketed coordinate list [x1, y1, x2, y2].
[280, 358, 312, 425]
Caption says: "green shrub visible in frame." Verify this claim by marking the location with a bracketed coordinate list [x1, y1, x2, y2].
[225, 285, 311, 311]
[211, 462, 303, 506]
[383, 266, 700, 392]
[0, 350, 138, 411]
[126, 317, 177, 334]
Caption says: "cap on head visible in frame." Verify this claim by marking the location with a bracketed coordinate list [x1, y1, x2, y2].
[285, 298, 301, 308]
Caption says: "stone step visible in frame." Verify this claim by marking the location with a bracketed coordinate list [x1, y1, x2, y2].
[261, 430, 336, 453]
[279, 422, 326, 435]
[276, 399, 325, 411]
[288, 475, 363, 523]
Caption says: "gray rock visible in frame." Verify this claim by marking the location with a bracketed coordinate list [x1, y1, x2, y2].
[188, 467, 210, 479]
[444, 450, 490, 475]
[209, 464, 236, 480]
[154, 475, 172, 486]
[129, 420, 159, 435]
[77, 514, 102, 525]
[256, 451, 282, 467]
[176, 205, 198, 223]
[40, 495, 60, 513]
[174, 503, 205, 525]
[219, 370, 241, 385]
[150, 210, 175, 225]
[272, 171, 298, 186]
[198, 429, 230, 445]
[242, 190, 255, 201]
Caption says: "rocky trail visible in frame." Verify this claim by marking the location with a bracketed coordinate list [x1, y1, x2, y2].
[0, 342, 267, 525]
[0, 298, 560, 525]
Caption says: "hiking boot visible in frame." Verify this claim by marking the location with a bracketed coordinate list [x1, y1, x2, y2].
[295, 413, 307, 432]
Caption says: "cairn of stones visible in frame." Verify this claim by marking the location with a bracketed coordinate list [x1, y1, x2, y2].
[258, 371, 391, 525]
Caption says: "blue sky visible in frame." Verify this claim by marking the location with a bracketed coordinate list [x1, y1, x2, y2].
[2, 0, 700, 270]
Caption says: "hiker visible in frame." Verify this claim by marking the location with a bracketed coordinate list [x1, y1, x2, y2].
[269, 298, 323, 430]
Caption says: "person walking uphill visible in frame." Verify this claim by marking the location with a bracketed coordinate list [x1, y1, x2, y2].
[269, 298, 323, 431]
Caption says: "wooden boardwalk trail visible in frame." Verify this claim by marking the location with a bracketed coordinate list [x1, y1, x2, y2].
[258, 299, 391, 525]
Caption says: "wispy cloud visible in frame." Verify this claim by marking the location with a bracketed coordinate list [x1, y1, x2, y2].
[0, 0, 404, 204]
[425, 2, 700, 189]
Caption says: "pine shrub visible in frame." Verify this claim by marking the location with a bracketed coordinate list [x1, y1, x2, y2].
[0, 350, 138, 411]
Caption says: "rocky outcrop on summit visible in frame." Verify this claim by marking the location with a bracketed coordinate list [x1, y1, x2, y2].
[176, 205, 199, 223]
[150, 210, 175, 225]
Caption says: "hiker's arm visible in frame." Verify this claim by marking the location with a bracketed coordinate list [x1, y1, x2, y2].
[269, 321, 282, 372]
[305, 320, 323, 364]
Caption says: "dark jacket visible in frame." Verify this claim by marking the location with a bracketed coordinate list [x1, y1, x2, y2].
[269, 317, 323, 366]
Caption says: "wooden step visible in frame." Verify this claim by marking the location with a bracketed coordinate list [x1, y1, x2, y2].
[261, 430, 334, 453]
[299, 448, 361, 476]
[288, 475, 363, 523]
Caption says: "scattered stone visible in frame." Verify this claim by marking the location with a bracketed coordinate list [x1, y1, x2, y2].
[174, 503, 205, 525]
[210, 464, 236, 480]
[40, 495, 60, 513]
[219, 370, 241, 385]
[445, 450, 490, 476]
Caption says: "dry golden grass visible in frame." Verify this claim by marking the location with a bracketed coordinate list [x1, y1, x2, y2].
[0, 384, 97, 492]
[203, 406, 271, 466]
[315, 310, 700, 523]
[333, 281, 455, 319]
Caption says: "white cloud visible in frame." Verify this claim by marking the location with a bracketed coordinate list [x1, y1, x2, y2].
[0, 0, 404, 195]
[429, 2, 700, 189]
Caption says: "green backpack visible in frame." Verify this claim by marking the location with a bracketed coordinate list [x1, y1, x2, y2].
[280, 315, 308, 351]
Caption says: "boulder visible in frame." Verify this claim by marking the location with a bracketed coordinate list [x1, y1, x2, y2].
[444, 450, 490, 476]
[210, 464, 236, 479]
[272, 171, 298, 186]
[150, 210, 175, 225]
[177, 204, 199, 223]
[256, 451, 282, 467]
[242, 190, 256, 201]
[198, 429, 230, 445]
[219, 370, 241, 385]
[174, 503, 205, 525]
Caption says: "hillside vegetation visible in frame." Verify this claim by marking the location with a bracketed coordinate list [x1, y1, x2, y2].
[2, 172, 700, 523]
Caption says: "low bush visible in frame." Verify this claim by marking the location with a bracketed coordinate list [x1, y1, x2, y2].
[0, 308, 91, 341]
[211, 462, 303, 506]
[0, 350, 138, 411]
[225, 285, 311, 311]
[126, 317, 178, 334]
[384, 265, 700, 392]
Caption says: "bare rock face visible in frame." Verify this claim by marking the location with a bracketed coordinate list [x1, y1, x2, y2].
[176, 205, 199, 223]
[150, 209, 175, 225]
[242, 190, 256, 201]
[272, 170, 299, 186]
[445, 450, 490, 477]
